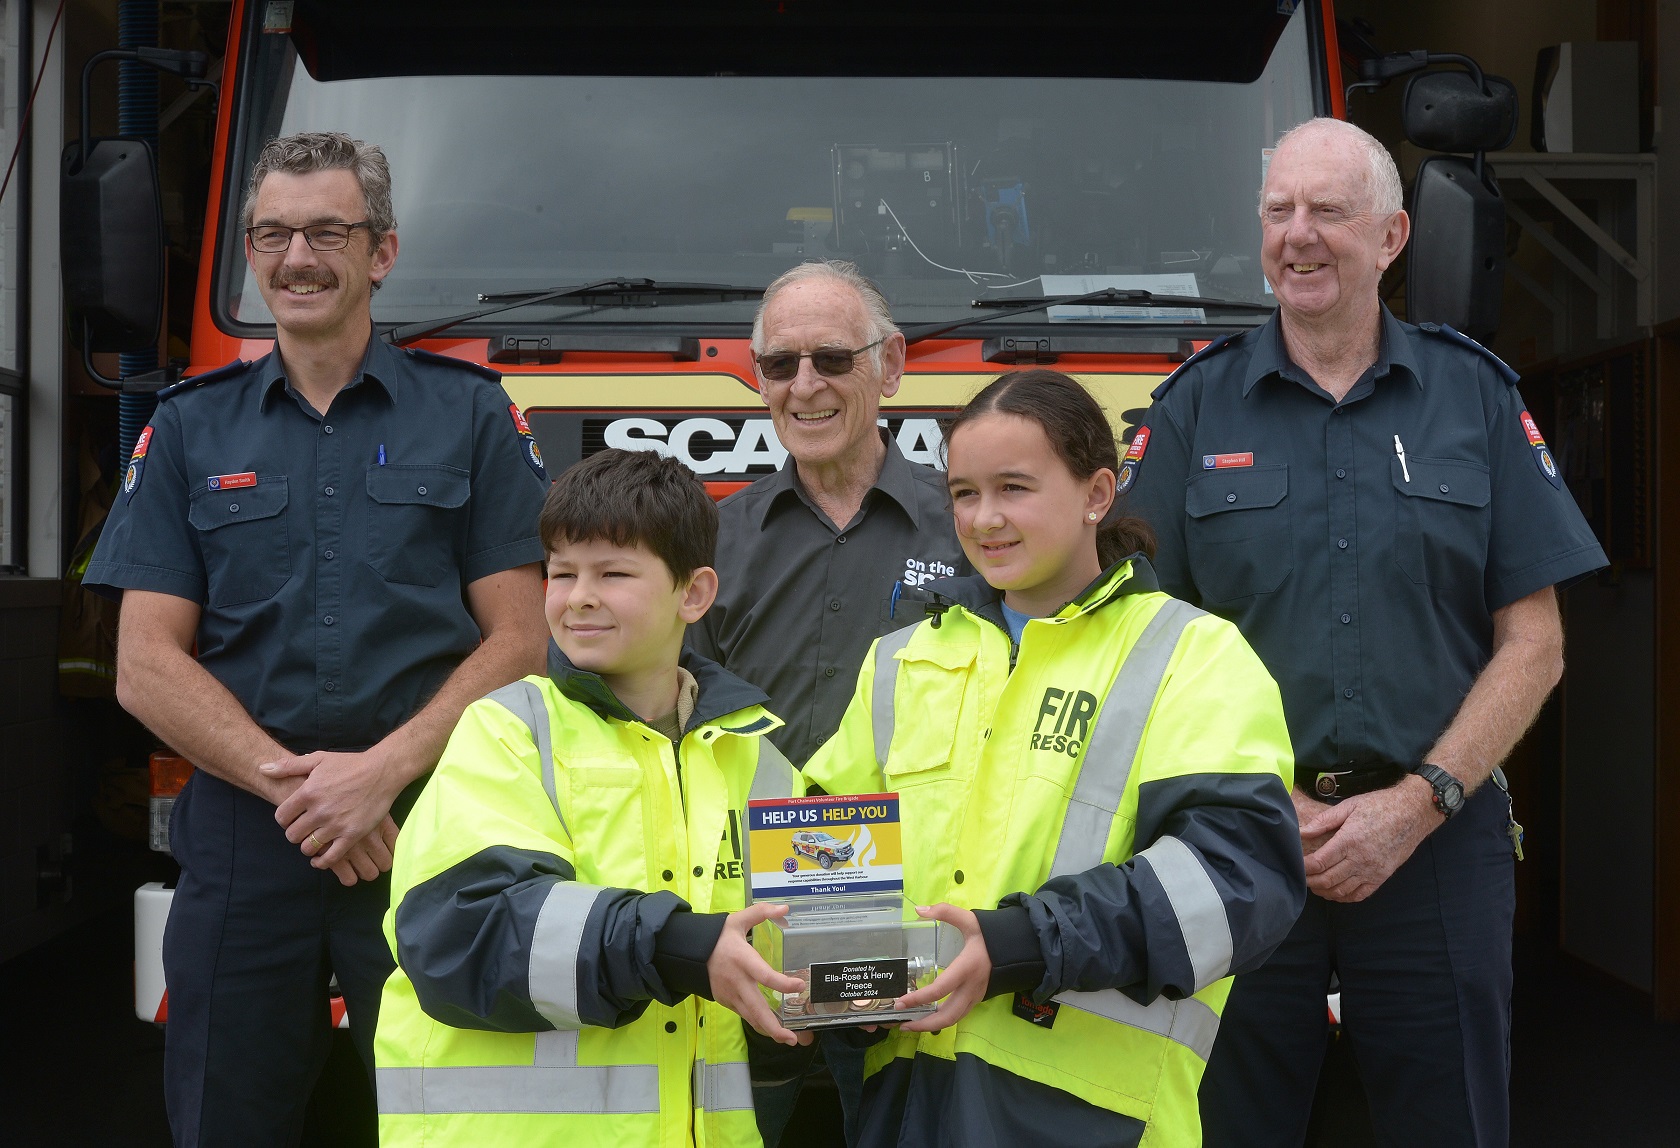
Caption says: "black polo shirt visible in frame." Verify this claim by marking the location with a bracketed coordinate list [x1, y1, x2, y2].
[84, 334, 548, 754]
[690, 435, 970, 766]
[1128, 308, 1606, 774]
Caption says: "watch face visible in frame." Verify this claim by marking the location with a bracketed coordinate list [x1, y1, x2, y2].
[1442, 780, 1465, 811]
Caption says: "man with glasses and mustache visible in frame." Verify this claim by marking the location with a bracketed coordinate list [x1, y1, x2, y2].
[85, 132, 548, 1147]
[689, 259, 968, 1146]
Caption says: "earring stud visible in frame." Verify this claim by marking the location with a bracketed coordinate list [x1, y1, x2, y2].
[1088, 512, 1099, 521]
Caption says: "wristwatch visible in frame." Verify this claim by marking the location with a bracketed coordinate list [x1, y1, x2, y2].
[1410, 763, 1465, 819]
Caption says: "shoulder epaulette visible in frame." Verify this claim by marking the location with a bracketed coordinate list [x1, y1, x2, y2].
[1150, 333, 1241, 400]
[399, 345, 502, 383]
[158, 359, 249, 401]
[1416, 322, 1520, 386]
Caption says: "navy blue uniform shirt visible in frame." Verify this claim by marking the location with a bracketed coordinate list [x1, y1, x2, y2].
[84, 334, 548, 754]
[1128, 308, 1606, 773]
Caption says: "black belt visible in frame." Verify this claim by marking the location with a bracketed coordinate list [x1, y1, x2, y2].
[1306, 764, 1407, 803]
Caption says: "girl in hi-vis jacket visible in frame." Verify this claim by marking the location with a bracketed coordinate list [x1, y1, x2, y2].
[803, 370, 1307, 1147]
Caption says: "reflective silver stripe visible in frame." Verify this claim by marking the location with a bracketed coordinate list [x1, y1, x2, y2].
[528, 882, 609, 1030]
[1135, 835, 1234, 991]
[1053, 988, 1221, 1062]
[487, 681, 568, 839]
[871, 625, 919, 768]
[751, 737, 796, 801]
[376, 1063, 661, 1115]
[1048, 599, 1202, 879]
[534, 1028, 579, 1066]
[692, 1058, 754, 1112]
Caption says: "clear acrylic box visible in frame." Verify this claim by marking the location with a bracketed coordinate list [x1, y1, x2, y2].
[753, 895, 963, 1030]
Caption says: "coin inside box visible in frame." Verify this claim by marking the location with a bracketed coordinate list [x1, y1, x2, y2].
[754, 897, 962, 1030]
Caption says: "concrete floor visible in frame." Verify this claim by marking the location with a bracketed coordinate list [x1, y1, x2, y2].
[3, 838, 1676, 1147]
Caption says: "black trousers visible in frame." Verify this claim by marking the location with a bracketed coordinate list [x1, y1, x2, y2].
[1199, 783, 1515, 1148]
[161, 772, 395, 1148]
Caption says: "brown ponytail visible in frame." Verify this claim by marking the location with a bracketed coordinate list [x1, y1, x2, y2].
[942, 368, 1156, 567]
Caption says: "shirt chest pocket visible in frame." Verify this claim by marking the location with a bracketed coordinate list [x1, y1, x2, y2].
[188, 478, 292, 607]
[366, 464, 470, 587]
[1184, 465, 1292, 604]
[882, 642, 975, 784]
[1392, 457, 1491, 589]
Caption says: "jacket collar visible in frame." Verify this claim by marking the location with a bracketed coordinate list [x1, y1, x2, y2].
[546, 640, 775, 734]
[925, 553, 1163, 632]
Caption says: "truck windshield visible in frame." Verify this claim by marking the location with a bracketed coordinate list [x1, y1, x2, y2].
[218, 2, 1319, 334]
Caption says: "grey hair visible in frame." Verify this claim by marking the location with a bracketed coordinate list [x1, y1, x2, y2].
[751, 260, 899, 366]
[1261, 117, 1405, 216]
[241, 132, 397, 249]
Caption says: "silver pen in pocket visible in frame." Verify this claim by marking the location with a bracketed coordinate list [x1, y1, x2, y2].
[1393, 435, 1411, 482]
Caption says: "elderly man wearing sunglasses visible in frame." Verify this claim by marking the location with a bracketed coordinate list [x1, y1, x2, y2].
[689, 259, 968, 1146]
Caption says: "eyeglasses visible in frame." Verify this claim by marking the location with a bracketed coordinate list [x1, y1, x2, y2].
[246, 222, 371, 253]
[753, 338, 885, 383]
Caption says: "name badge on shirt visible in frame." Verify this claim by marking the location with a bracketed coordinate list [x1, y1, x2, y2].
[1202, 452, 1254, 469]
[207, 471, 258, 491]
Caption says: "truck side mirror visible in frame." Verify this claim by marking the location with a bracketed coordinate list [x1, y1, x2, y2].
[1401, 71, 1518, 153]
[1406, 156, 1504, 343]
[61, 137, 165, 355]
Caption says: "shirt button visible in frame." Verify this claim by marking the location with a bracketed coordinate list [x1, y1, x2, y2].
[324, 681, 337, 692]
[1340, 613, 1351, 624]
[324, 549, 335, 560]
[693, 865, 704, 877]
[1337, 538, 1348, 549]
[323, 615, 335, 626]
[825, 667, 837, 678]
[664, 1021, 677, 1034]
[661, 869, 673, 882]
[324, 485, 335, 496]
[1343, 687, 1355, 699]
[830, 599, 841, 611]
[1440, 483, 1450, 494]
[228, 503, 239, 512]
[837, 535, 848, 544]
[418, 485, 428, 496]
[323, 424, 333, 435]
[1336, 468, 1346, 479]
[1226, 492, 1237, 503]
[953, 869, 965, 884]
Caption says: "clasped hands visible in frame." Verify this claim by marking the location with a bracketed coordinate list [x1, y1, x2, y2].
[259, 745, 405, 886]
[1294, 775, 1443, 903]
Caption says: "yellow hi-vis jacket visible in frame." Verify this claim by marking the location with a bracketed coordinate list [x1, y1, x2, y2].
[804, 558, 1304, 1148]
[376, 649, 796, 1148]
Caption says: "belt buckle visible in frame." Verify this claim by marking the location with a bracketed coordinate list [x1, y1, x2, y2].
[1314, 770, 1352, 800]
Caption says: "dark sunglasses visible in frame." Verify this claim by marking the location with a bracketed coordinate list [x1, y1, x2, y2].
[753, 337, 885, 383]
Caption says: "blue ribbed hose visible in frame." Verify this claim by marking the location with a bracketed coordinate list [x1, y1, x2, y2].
[116, 1, 159, 467]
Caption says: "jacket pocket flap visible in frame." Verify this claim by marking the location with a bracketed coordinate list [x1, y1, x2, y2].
[1185, 465, 1289, 519]
[897, 637, 978, 672]
[188, 478, 289, 531]
[367, 464, 470, 508]
[1394, 458, 1491, 508]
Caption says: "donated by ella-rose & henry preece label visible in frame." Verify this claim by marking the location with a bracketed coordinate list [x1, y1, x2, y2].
[808, 957, 910, 1003]
[747, 793, 902, 899]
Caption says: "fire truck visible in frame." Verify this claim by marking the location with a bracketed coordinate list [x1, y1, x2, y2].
[53, 0, 1513, 1025]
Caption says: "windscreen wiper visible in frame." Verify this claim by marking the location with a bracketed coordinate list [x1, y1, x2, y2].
[383, 278, 765, 346]
[901, 287, 1274, 346]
